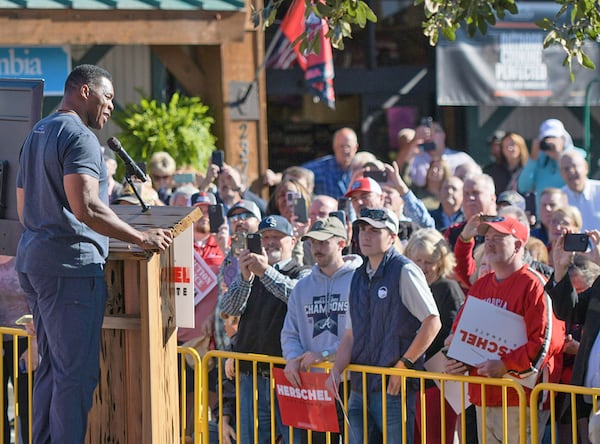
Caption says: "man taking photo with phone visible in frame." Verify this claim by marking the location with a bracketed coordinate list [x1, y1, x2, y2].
[445, 215, 564, 444]
[220, 215, 310, 443]
[410, 118, 477, 188]
[214, 199, 262, 350]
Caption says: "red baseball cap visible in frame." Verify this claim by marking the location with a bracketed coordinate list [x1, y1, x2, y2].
[478, 216, 529, 244]
[190, 191, 216, 206]
[344, 177, 383, 198]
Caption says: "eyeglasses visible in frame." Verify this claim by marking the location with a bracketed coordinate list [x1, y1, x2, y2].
[229, 212, 255, 222]
[360, 208, 388, 221]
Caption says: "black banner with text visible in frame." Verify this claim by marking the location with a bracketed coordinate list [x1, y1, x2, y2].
[436, 2, 600, 106]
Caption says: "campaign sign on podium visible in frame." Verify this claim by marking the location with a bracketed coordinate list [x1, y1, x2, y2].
[448, 297, 538, 388]
[173, 226, 194, 328]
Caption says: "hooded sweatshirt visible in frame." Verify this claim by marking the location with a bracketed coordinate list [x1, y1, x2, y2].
[281, 254, 363, 360]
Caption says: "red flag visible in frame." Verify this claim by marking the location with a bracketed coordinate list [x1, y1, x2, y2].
[265, 0, 335, 108]
[304, 13, 335, 109]
[267, 0, 307, 70]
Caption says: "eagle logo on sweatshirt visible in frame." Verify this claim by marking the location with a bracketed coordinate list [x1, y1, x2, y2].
[305, 294, 348, 337]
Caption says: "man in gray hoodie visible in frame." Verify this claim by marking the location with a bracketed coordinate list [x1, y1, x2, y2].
[281, 216, 363, 443]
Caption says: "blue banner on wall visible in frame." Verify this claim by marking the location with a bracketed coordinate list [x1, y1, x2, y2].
[0, 46, 71, 96]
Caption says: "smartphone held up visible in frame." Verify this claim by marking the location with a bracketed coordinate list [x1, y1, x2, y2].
[211, 150, 224, 171]
[364, 170, 388, 183]
[563, 233, 589, 252]
[208, 204, 226, 233]
[246, 233, 263, 254]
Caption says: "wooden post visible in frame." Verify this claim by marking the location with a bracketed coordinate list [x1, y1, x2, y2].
[192, 15, 268, 191]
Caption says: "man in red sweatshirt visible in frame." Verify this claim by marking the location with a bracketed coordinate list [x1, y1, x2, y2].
[446, 216, 564, 444]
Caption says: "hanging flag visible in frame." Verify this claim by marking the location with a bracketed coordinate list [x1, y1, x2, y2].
[304, 12, 336, 109]
[265, 0, 307, 69]
[264, 0, 336, 109]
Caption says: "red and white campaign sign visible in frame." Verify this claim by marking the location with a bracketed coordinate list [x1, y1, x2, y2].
[193, 250, 217, 306]
[448, 297, 538, 388]
[174, 227, 195, 328]
[448, 297, 527, 366]
[272, 368, 339, 433]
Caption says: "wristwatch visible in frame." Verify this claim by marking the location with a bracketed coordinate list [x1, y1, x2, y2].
[399, 356, 415, 369]
[320, 350, 331, 362]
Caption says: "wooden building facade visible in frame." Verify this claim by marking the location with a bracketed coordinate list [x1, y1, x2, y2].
[0, 0, 268, 184]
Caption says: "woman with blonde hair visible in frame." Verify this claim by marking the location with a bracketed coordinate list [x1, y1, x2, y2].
[548, 205, 583, 264]
[267, 177, 313, 264]
[415, 158, 452, 211]
[469, 243, 493, 286]
[404, 228, 464, 444]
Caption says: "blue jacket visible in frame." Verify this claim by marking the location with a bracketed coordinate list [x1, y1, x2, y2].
[517, 146, 586, 216]
[349, 248, 421, 392]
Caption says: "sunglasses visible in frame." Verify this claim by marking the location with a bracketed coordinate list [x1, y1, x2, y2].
[229, 212, 255, 222]
[360, 208, 388, 221]
[480, 215, 505, 223]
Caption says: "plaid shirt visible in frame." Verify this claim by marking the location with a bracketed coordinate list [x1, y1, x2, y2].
[220, 259, 311, 318]
[302, 155, 351, 199]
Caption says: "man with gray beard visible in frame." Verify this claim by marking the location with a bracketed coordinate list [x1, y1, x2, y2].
[221, 215, 309, 443]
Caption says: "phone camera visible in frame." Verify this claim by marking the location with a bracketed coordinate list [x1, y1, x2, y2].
[540, 138, 555, 152]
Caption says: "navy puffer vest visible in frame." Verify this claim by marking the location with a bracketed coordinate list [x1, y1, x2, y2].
[350, 248, 422, 393]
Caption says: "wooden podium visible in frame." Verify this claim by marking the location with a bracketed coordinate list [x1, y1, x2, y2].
[85, 205, 200, 443]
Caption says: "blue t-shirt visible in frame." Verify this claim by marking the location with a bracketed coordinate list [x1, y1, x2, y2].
[16, 112, 109, 277]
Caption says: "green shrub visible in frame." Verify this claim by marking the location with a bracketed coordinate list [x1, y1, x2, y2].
[113, 92, 217, 178]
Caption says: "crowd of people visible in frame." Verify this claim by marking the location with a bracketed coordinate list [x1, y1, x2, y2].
[3, 62, 600, 444]
[101, 117, 600, 444]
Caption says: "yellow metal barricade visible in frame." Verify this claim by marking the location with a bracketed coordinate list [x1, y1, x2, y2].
[530, 382, 600, 444]
[199, 351, 531, 444]
[177, 346, 204, 444]
[144, 347, 600, 443]
[0, 327, 34, 444]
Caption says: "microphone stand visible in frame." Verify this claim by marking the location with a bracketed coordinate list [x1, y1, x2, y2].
[123, 166, 150, 213]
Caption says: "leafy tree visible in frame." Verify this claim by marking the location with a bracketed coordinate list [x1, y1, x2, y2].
[254, 0, 598, 72]
[113, 92, 217, 178]
[417, 0, 598, 73]
[253, 0, 377, 51]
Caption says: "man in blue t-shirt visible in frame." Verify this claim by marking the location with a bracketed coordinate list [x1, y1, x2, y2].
[15, 64, 173, 444]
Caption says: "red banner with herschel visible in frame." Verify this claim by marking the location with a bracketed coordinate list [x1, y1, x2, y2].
[272, 368, 339, 432]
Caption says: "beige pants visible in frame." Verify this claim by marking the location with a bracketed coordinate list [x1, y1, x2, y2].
[476, 406, 550, 444]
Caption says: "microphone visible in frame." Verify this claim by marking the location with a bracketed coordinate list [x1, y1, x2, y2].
[107, 137, 148, 182]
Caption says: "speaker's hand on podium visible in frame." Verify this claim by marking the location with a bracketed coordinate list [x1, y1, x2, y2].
[137, 228, 173, 252]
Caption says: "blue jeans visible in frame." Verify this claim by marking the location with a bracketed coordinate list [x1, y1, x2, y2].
[239, 372, 301, 444]
[347, 389, 416, 444]
[18, 273, 107, 444]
